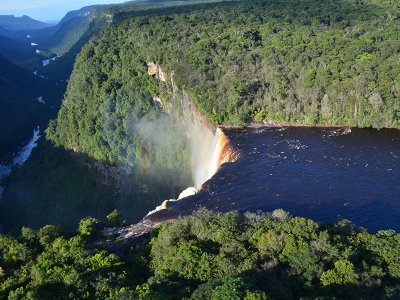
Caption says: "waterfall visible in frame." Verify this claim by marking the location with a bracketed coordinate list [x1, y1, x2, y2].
[191, 127, 238, 188]
[144, 69, 239, 216]
[206, 128, 238, 182]
[146, 126, 238, 216]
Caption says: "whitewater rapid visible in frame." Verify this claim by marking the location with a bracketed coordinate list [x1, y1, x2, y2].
[0, 127, 41, 201]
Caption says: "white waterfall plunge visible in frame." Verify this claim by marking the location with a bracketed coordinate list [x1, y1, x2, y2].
[146, 126, 238, 217]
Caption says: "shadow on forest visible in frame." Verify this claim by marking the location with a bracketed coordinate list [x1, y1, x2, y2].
[0, 0, 391, 234]
[0, 138, 189, 234]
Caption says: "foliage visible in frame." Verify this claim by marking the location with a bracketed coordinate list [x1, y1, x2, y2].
[0, 55, 63, 162]
[147, 211, 400, 299]
[107, 209, 123, 226]
[78, 217, 97, 238]
[0, 224, 145, 299]
[0, 140, 119, 234]
[1, 5, 400, 299]
[320, 259, 359, 286]
[5, 0, 400, 236]
[0, 211, 399, 299]
[40, 1, 400, 229]
[51, 0, 400, 157]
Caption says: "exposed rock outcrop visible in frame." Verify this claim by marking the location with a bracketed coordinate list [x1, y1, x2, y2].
[94, 62, 241, 252]
[153, 96, 162, 106]
[158, 68, 167, 82]
[148, 61, 214, 132]
[147, 61, 167, 82]
[96, 210, 181, 253]
[147, 62, 157, 76]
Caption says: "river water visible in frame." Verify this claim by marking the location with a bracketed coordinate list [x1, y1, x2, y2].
[164, 127, 400, 232]
[0, 127, 40, 201]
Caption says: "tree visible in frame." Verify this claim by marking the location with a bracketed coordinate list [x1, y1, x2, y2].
[78, 217, 97, 238]
[320, 259, 359, 286]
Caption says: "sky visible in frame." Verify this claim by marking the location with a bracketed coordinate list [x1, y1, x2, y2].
[0, 0, 127, 22]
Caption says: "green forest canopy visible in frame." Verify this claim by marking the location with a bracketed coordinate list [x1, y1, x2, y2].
[0, 211, 399, 299]
[3, 0, 399, 235]
[49, 0, 400, 169]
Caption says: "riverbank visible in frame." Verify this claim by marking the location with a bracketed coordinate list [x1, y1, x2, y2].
[223, 119, 400, 130]
[222, 120, 358, 130]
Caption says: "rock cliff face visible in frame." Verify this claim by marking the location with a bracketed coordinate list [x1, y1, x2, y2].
[180, 92, 215, 132]
[148, 62, 214, 132]
[98, 209, 180, 251]
[58, 57, 242, 250]
[147, 61, 167, 83]
[100, 63, 236, 238]
[96, 62, 240, 247]
[147, 61, 239, 186]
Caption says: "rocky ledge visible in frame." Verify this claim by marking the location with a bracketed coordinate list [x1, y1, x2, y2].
[94, 209, 182, 254]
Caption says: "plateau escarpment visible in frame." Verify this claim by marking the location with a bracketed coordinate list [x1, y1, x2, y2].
[46, 0, 399, 223]
[2, 0, 400, 233]
[0, 1, 400, 297]
[50, 0, 400, 165]
[83, 0, 399, 129]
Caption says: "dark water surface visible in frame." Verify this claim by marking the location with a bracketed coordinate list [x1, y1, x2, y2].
[169, 127, 400, 232]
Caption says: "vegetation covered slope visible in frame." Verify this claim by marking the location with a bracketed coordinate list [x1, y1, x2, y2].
[41, 5, 106, 55]
[39, 0, 237, 79]
[0, 136, 189, 234]
[36, 0, 228, 58]
[4, 0, 400, 233]
[0, 211, 399, 299]
[2, 0, 244, 234]
[50, 0, 400, 163]
[0, 140, 119, 233]
[0, 55, 62, 162]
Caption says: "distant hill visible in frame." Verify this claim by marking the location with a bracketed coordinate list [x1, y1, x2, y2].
[0, 8, 101, 68]
[44, 6, 102, 55]
[59, 5, 100, 23]
[0, 15, 49, 31]
[8, 5, 105, 56]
